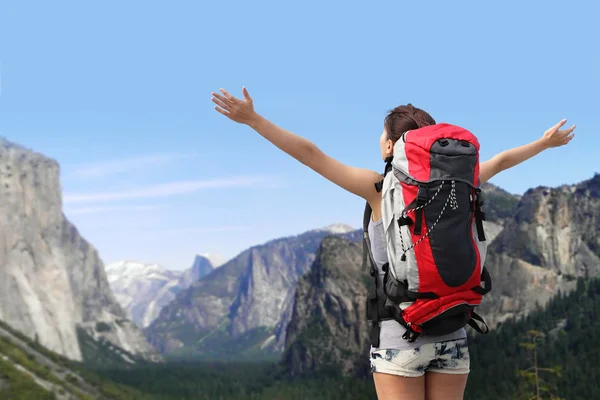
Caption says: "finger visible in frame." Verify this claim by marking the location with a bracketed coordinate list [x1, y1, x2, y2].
[220, 88, 239, 103]
[242, 86, 252, 101]
[550, 119, 567, 132]
[557, 124, 577, 138]
[561, 125, 577, 133]
[212, 92, 233, 105]
[212, 96, 231, 111]
[214, 106, 230, 116]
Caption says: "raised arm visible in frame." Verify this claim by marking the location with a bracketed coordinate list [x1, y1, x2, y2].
[479, 119, 576, 184]
[212, 87, 381, 201]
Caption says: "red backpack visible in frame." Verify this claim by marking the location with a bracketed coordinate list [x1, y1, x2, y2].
[364, 123, 492, 346]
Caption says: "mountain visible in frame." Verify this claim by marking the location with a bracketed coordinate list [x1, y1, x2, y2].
[144, 185, 517, 362]
[480, 182, 522, 222]
[106, 261, 185, 329]
[0, 318, 167, 399]
[106, 255, 220, 329]
[479, 182, 521, 241]
[198, 253, 227, 269]
[145, 224, 361, 360]
[478, 173, 600, 327]
[177, 255, 219, 288]
[0, 138, 157, 364]
[283, 236, 370, 377]
[282, 176, 599, 376]
[313, 223, 356, 235]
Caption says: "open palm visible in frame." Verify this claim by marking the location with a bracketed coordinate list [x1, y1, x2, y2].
[211, 87, 257, 125]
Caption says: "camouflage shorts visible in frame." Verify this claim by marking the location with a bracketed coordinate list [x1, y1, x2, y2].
[370, 337, 470, 377]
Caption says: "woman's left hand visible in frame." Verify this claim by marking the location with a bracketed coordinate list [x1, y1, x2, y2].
[541, 119, 576, 148]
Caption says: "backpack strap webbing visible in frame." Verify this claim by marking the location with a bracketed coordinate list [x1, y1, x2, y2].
[364, 159, 396, 347]
[363, 202, 382, 347]
[473, 188, 487, 242]
[468, 311, 490, 334]
[374, 156, 394, 193]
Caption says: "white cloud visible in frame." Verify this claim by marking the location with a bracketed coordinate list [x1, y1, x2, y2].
[63, 175, 279, 204]
[67, 153, 188, 179]
[65, 205, 162, 215]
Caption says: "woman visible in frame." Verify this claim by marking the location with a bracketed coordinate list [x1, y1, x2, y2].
[211, 87, 576, 400]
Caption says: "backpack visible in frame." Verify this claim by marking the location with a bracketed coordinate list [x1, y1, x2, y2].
[363, 123, 492, 347]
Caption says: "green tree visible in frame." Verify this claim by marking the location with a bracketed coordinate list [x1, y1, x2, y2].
[517, 330, 562, 400]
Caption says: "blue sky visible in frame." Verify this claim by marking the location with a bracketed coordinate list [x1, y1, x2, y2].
[0, 0, 598, 270]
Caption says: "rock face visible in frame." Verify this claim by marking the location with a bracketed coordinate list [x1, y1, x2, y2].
[283, 236, 370, 377]
[0, 138, 157, 362]
[145, 225, 361, 360]
[479, 182, 522, 242]
[478, 174, 600, 326]
[106, 256, 217, 329]
[480, 182, 522, 222]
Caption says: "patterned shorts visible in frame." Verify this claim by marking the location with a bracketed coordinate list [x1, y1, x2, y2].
[370, 337, 470, 378]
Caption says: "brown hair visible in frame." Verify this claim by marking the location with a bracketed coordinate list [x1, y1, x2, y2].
[384, 104, 436, 142]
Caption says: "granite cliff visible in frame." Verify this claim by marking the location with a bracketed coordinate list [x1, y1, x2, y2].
[0, 138, 157, 363]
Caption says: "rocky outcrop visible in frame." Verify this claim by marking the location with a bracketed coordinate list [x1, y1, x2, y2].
[479, 174, 600, 326]
[481, 182, 521, 222]
[0, 138, 157, 362]
[283, 236, 370, 377]
[145, 225, 361, 360]
[479, 182, 521, 242]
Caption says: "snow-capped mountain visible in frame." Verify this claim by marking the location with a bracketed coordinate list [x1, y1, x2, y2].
[105, 255, 224, 328]
[314, 223, 356, 234]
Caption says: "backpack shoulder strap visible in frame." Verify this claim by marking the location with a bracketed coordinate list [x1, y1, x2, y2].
[364, 156, 394, 271]
[362, 202, 377, 275]
[374, 156, 394, 193]
[363, 158, 395, 347]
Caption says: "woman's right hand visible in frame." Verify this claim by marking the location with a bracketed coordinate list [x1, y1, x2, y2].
[211, 87, 259, 125]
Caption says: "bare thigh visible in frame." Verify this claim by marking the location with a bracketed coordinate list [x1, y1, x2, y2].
[373, 372, 425, 400]
[424, 371, 469, 400]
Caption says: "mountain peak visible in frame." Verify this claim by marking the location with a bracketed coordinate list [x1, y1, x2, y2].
[198, 253, 227, 268]
[576, 172, 600, 197]
[190, 255, 214, 274]
[314, 223, 356, 235]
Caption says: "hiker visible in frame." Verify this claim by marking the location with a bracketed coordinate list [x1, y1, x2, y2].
[211, 87, 575, 400]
